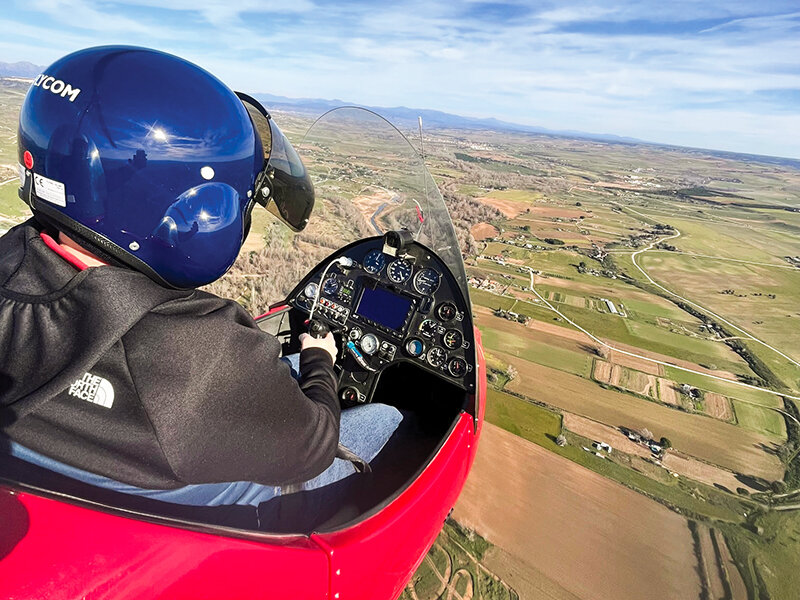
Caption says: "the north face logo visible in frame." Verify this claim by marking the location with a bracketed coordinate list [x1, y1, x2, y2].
[68, 372, 115, 408]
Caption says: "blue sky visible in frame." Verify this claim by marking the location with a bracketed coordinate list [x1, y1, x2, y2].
[1, 1, 798, 158]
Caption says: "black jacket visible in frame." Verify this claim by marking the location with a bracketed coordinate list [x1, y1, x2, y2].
[0, 220, 340, 489]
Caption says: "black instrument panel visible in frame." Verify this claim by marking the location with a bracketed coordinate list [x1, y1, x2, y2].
[288, 237, 476, 406]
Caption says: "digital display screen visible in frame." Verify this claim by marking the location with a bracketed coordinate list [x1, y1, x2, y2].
[355, 286, 413, 331]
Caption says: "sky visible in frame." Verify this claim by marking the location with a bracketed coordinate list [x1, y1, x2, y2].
[1, 1, 799, 158]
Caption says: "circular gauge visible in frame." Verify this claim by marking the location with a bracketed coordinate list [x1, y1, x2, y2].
[363, 249, 386, 275]
[323, 276, 339, 295]
[413, 268, 441, 295]
[360, 333, 379, 355]
[443, 329, 463, 350]
[436, 302, 457, 322]
[349, 327, 362, 341]
[304, 282, 319, 299]
[448, 357, 467, 378]
[427, 346, 447, 368]
[419, 319, 439, 338]
[388, 259, 413, 284]
[405, 338, 425, 357]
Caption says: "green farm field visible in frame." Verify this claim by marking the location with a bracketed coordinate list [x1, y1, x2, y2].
[640, 253, 800, 385]
[0, 80, 28, 221]
[442, 119, 800, 597]
[497, 351, 784, 479]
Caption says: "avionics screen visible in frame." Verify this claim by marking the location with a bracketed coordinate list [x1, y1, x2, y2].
[355, 286, 413, 331]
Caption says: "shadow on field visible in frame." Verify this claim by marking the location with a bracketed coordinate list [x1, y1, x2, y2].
[755, 442, 780, 457]
[578, 343, 603, 357]
[734, 473, 770, 492]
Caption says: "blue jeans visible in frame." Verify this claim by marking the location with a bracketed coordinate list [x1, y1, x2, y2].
[8, 355, 401, 507]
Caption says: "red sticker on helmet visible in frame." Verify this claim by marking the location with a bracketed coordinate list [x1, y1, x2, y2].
[23, 151, 33, 170]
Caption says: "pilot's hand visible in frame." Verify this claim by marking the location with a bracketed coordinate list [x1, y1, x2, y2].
[300, 332, 337, 365]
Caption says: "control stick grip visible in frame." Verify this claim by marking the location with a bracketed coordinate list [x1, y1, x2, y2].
[307, 319, 330, 339]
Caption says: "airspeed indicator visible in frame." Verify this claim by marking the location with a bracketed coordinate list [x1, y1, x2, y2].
[363, 249, 386, 275]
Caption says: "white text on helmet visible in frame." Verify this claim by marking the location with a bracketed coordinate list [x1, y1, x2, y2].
[33, 73, 81, 102]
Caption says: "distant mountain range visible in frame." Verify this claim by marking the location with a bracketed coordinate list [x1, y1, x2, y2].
[253, 91, 644, 144]
[1, 60, 796, 167]
[253, 92, 800, 168]
[0, 61, 43, 78]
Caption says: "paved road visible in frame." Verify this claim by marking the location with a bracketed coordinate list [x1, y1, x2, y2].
[521, 266, 800, 412]
[622, 204, 800, 371]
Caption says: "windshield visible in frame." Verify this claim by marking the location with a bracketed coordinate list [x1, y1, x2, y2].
[298, 107, 468, 296]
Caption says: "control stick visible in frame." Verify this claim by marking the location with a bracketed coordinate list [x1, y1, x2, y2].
[307, 319, 330, 339]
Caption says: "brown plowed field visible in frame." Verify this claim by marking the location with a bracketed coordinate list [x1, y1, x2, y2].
[597, 339, 741, 381]
[526, 318, 596, 342]
[475, 308, 589, 355]
[593, 360, 613, 384]
[562, 413, 650, 458]
[595, 361, 668, 399]
[470, 222, 499, 241]
[714, 529, 748, 599]
[626, 369, 657, 397]
[497, 351, 784, 480]
[481, 546, 582, 600]
[697, 525, 727, 600]
[564, 413, 763, 493]
[477, 196, 526, 218]
[661, 452, 761, 494]
[704, 392, 734, 422]
[658, 379, 682, 406]
[453, 423, 702, 600]
[607, 350, 662, 376]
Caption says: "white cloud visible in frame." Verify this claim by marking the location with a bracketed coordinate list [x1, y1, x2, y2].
[2, 0, 798, 157]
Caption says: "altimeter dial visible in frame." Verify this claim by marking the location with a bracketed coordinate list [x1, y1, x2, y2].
[388, 258, 413, 284]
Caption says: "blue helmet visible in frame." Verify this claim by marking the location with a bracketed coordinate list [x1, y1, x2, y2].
[17, 46, 314, 289]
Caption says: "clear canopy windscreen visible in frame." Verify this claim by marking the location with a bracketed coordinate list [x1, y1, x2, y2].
[298, 107, 468, 296]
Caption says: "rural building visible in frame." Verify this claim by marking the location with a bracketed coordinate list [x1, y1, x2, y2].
[602, 298, 619, 315]
[593, 442, 613, 453]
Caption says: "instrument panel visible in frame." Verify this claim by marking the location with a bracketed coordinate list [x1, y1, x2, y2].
[288, 236, 476, 406]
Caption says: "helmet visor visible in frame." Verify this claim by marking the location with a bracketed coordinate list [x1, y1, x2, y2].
[265, 118, 314, 231]
[236, 92, 314, 231]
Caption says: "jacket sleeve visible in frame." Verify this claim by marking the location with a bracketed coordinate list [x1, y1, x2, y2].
[123, 292, 341, 486]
